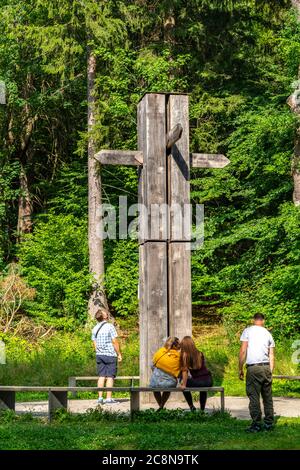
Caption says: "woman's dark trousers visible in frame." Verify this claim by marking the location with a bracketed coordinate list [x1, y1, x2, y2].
[183, 376, 213, 410]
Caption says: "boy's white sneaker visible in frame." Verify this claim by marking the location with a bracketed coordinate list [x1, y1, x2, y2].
[104, 398, 118, 404]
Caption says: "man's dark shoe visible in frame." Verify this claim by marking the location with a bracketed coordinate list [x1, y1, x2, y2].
[263, 423, 274, 431]
[245, 424, 262, 433]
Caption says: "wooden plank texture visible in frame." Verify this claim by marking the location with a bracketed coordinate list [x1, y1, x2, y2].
[130, 391, 140, 418]
[69, 376, 139, 381]
[139, 242, 168, 392]
[167, 95, 192, 343]
[0, 386, 132, 392]
[0, 386, 50, 392]
[0, 390, 15, 410]
[137, 94, 167, 242]
[95, 150, 143, 166]
[273, 375, 300, 380]
[130, 387, 224, 392]
[191, 153, 230, 168]
[168, 242, 192, 339]
[168, 94, 191, 241]
[138, 242, 147, 388]
[137, 93, 169, 403]
[48, 391, 68, 420]
[166, 123, 183, 149]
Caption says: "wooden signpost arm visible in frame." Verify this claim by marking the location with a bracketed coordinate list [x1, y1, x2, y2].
[95, 150, 143, 166]
[191, 153, 230, 168]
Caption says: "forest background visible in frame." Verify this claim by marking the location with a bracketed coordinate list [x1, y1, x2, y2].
[0, 0, 299, 395]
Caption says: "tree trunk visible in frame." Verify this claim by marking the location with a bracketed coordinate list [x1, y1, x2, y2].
[87, 48, 109, 318]
[17, 163, 33, 237]
[288, 0, 300, 206]
[291, 135, 300, 206]
[16, 74, 37, 239]
[164, 10, 175, 80]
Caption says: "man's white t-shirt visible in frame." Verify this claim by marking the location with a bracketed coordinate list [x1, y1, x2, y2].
[240, 325, 275, 365]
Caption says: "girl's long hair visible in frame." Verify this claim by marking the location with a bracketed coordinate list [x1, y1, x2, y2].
[180, 336, 202, 370]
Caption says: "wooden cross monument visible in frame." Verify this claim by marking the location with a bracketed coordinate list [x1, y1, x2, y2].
[96, 93, 229, 391]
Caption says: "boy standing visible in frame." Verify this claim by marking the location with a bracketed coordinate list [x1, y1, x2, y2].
[92, 309, 122, 404]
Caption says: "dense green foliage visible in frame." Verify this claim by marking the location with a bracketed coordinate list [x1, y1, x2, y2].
[18, 214, 90, 324]
[0, 0, 299, 337]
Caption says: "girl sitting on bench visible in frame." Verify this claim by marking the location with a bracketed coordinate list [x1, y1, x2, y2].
[180, 336, 213, 412]
[149, 337, 181, 411]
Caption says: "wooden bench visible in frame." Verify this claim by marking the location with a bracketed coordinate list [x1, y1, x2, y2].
[0, 386, 225, 420]
[273, 375, 300, 380]
[68, 376, 140, 397]
[129, 387, 225, 417]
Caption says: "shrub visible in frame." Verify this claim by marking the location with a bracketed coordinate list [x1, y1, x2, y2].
[105, 240, 138, 316]
[0, 263, 35, 332]
[17, 214, 90, 325]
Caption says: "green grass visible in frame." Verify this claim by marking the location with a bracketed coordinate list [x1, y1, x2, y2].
[0, 327, 139, 388]
[0, 409, 299, 450]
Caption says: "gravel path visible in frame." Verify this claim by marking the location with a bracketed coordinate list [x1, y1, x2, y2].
[15, 396, 300, 420]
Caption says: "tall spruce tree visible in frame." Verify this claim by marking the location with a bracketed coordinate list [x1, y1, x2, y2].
[0, 0, 127, 318]
[288, 0, 300, 206]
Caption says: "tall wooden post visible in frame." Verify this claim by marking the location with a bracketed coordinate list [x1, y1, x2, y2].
[138, 93, 192, 392]
[95, 92, 230, 400]
[167, 94, 192, 340]
[138, 94, 169, 392]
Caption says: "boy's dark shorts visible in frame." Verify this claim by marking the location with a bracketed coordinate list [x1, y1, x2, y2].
[96, 355, 117, 378]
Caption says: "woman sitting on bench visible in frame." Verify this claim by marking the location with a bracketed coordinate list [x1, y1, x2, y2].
[149, 337, 181, 411]
[180, 336, 213, 412]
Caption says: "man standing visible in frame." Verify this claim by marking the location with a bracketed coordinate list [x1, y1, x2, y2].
[92, 308, 122, 405]
[239, 313, 275, 432]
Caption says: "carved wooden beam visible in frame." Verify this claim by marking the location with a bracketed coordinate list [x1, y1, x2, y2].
[95, 150, 143, 166]
[191, 153, 230, 168]
[166, 123, 183, 149]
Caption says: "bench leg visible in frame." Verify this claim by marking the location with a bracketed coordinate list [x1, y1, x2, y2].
[220, 390, 225, 413]
[130, 391, 140, 420]
[0, 391, 15, 411]
[68, 377, 77, 398]
[48, 391, 68, 420]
